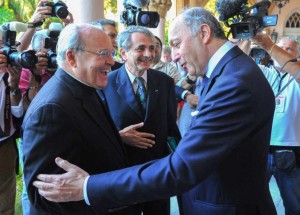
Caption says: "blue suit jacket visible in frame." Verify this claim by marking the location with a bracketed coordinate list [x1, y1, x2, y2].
[22, 69, 128, 215]
[101, 66, 181, 165]
[88, 46, 276, 215]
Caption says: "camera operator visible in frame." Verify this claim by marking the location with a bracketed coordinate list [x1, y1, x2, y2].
[18, 0, 73, 52]
[240, 33, 300, 215]
[0, 45, 24, 215]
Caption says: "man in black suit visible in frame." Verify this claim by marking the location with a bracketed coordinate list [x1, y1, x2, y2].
[22, 23, 130, 215]
[32, 7, 277, 215]
[100, 26, 181, 215]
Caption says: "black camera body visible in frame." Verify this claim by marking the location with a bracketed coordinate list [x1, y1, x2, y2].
[43, 23, 62, 69]
[1, 23, 38, 69]
[250, 47, 268, 59]
[120, 4, 160, 28]
[220, 1, 278, 39]
[43, 0, 69, 19]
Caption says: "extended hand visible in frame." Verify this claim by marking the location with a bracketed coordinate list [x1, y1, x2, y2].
[33, 157, 89, 202]
[186, 94, 198, 109]
[119, 122, 155, 149]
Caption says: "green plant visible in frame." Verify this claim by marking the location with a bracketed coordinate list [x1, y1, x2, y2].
[0, 6, 17, 25]
[15, 170, 23, 215]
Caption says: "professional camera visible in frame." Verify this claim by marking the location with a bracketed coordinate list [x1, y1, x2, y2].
[0, 22, 38, 69]
[42, 0, 69, 19]
[216, 0, 278, 39]
[120, 2, 160, 28]
[43, 23, 62, 69]
[250, 47, 268, 59]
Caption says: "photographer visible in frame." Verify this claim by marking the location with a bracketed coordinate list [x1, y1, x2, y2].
[19, 29, 57, 110]
[18, 0, 73, 52]
[0, 47, 24, 215]
[240, 33, 300, 215]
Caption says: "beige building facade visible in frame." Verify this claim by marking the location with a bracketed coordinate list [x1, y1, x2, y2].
[64, 0, 299, 43]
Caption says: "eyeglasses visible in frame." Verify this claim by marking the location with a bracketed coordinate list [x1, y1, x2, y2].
[79, 49, 116, 59]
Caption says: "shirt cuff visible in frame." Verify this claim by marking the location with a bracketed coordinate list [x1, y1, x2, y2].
[181, 90, 189, 100]
[83, 176, 91, 206]
[11, 99, 24, 117]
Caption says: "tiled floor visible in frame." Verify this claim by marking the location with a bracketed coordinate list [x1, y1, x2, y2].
[170, 176, 284, 215]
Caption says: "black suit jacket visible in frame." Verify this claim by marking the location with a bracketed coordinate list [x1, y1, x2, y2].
[87, 46, 276, 215]
[101, 65, 181, 165]
[22, 68, 128, 215]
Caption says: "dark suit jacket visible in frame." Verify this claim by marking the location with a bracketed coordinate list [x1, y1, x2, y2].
[87, 46, 276, 215]
[101, 65, 181, 165]
[22, 68, 128, 215]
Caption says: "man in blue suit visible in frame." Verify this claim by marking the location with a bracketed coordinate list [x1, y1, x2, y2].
[100, 26, 181, 215]
[22, 24, 131, 215]
[33, 8, 277, 215]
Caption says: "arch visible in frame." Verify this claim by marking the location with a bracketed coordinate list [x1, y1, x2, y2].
[284, 8, 300, 39]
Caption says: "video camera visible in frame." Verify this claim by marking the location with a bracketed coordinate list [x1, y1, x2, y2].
[43, 0, 69, 19]
[216, 0, 278, 39]
[120, 0, 160, 28]
[250, 47, 268, 59]
[0, 22, 38, 69]
[43, 23, 62, 69]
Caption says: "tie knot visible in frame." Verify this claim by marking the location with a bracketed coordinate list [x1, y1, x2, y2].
[135, 77, 144, 84]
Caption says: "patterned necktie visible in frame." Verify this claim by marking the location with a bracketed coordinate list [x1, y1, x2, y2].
[135, 77, 147, 112]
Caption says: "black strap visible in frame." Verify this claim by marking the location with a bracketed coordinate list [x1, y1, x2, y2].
[0, 73, 11, 138]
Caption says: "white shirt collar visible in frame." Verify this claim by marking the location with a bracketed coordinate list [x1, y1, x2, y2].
[125, 64, 148, 85]
[206, 41, 235, 78]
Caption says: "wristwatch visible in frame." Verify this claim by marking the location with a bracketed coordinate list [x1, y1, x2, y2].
[185, 75, 197, 85]
[183, 91, 192, 100]
[10, 88, 21, 96]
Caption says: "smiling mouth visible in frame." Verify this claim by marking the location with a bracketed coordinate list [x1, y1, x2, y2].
[99, 70, 109, 75]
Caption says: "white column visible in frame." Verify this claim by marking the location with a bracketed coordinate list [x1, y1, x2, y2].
[149, 18, 166, 44]
[65, 0, 104, 23]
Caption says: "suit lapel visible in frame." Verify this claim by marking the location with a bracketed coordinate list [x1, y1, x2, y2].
[201, 46, 243, 97]
[57, 70, 125, 156]
[116, 68, 145, 119]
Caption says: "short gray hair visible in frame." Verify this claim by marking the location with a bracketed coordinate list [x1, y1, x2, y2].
[117, 26, 155, 51]
[56, 24, 86, 67]
[278, 36, 300, 55]
[162, 45, 171, 55]
[90, 19, 117, 30]
[181, 7, 227, 40]
[31, 30, 48, 51]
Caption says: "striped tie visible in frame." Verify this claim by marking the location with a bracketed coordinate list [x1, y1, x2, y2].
[135, 77, 147, 113]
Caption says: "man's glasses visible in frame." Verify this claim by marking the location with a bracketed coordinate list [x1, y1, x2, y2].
[79, 49, 116, 59]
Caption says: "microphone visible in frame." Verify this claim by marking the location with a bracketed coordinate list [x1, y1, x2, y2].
[279, 58, 298, 74]
[2, 22, 28, 32]
[215, 0, 247, 21]
[124, 0, 149, 8]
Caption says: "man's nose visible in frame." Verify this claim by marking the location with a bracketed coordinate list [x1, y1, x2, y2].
[172, 51, 180, 63]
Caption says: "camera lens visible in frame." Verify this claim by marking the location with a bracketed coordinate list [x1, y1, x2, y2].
[8, 50, 38, 69]
[55, 5, 68, 19]
[140, 14, 151, 25]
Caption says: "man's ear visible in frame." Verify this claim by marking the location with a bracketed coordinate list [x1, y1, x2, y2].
[66, 49, 77, 68]
[199, 24, 211, 44]
[119, 48, 127, 61]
